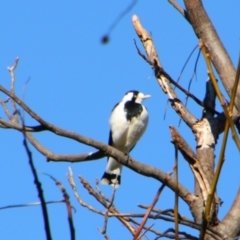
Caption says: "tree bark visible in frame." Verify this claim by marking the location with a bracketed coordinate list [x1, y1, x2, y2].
[184, 0, 239, 112]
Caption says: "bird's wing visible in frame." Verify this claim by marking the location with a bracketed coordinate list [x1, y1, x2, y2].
[108, 130, 113, 146]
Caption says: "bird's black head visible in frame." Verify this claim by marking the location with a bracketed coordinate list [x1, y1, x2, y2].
[122, 90, 151, 103]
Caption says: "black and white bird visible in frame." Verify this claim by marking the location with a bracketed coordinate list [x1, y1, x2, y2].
[101, 90, 150, 187]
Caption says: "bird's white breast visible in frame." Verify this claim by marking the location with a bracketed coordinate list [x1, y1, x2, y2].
[109, 102, 149, 152]
[126, 106, 148, 150]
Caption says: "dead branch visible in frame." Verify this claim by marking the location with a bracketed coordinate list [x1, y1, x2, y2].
[170, 126, 210, 195]
[134, 173, 171, 239]
[169, 125, 213, 224]
[168, 0, 189, 22]
[134, 40, 219, 117]
[42, 173, 75, 240]
[183, 0, 239, 113]
[138, 206, 223, 239]
[99, 187, 116, 239]
[7, 58, 19, 122]
[132, 15, 197, 128]
[160, 228, 198, 240]
[22, 128, 52, 240]
[79, 175, 137, 236]
[0, 99, 12, 120]
[67, 168, 106, 215]
[0, 200, 65, 210]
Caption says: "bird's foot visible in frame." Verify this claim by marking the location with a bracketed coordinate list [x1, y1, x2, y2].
[124, 152, 131, 163]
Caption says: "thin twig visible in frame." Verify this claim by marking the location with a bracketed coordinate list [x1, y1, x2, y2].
[133, 173, 171, 240]
[138, 223, 154, 239]
[176, 45, 198, 84]
[168, 0, 189, 22]
[100, 188, 116, 239]
[157, 227, 198, 240]
[7, 57, 19, 122]
[67, 168, 106, 215]
[131, 218, 198, 240]
[0, 98, 12, 120]
[101, 0, 138, 43]
[95, 179, 111, 203]
[0, 200, 64, 210]
[41, 173, 75, 240]
[21, 124, 52, 240]
[137, 206, 223, 239]
[174, 146, 179, 240]
[180, 49, 201, 126]
[79, 176, 136, 236]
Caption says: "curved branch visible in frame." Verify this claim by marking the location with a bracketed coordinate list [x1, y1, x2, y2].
[0, 118, 105, 161]
[26, 132, 105, 162]
[0, 118, 45, 131]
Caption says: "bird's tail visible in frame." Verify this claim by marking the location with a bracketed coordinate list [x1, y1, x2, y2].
[101, 172, 121, 188]
[101, 157, 122, 188]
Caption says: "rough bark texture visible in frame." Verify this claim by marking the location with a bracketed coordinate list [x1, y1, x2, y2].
[193, 80, 219, 225]
[184, 0, 239, 112]
[183, 1, 240, 238]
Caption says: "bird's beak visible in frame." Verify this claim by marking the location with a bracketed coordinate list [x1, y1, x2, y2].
[143, 94, 151, 99]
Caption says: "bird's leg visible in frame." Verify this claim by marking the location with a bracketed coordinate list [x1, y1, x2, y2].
[124, 151, 131, 163]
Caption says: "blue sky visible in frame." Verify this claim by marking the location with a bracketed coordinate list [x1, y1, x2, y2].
[1, 1, 240, 239]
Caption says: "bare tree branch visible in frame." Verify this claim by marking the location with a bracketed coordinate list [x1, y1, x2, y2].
[132, 15, 197, 128]
[134, 173, 170, 239]
[22, 129, 52, 240]
[25, 131, 105, 162]
[169, 125, 214, 224]
[157, 228, 198, 240]
[7, 57, 19, 122]
[41, 173, 75, 240]
[195, 79, 219, 226]
[134, 39, 220, 117]
[0, 99, 12, 120]
[0, 200, 65, 210]
[218, 187, 240, 238]
[79, 175, 137, 236]
[168, 0, 189, 22]
[183, 0, 239, 112]
[98, 187, 116, 239]
[67, 168, 106, 215]
[138, 206, 223, 239]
